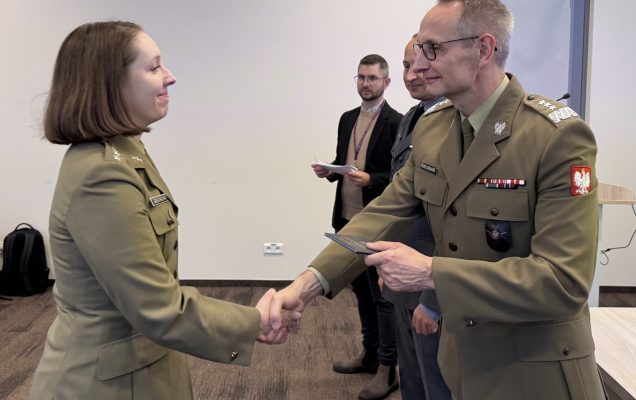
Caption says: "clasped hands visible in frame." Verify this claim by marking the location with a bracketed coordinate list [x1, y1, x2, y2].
[254, 288, 302, 344]
[264, 241, 436, 340]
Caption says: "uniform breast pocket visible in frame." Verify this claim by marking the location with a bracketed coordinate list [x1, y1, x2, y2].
[413, 168, 448, 207]
[466, 189, 529, 253]
[147, 202, 178, 262]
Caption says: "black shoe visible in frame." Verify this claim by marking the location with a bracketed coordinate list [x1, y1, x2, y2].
[332, 350, 378, 374]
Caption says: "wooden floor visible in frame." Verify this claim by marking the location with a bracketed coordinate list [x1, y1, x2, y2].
[0, 286, 634, 400]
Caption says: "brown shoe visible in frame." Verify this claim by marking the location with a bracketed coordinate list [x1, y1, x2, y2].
[357, 364, 399, 400]
[332, 350, 378, 374]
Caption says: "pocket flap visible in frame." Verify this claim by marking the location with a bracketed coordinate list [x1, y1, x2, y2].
[148, 204, 178, 236]
[514, 314, 595, 361]
[97, 334, 169, 380]
[466, 189, 529, 221]
[414, 169, 447, 207]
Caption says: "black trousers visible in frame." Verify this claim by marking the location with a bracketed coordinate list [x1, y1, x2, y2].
[335, 216, 397, 366]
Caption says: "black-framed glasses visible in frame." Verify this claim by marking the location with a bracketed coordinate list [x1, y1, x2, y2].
[354, 74, 386, 84]
[413, 36, 479, 61]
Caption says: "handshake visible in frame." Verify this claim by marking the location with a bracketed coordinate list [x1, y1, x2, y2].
[254, 288, 303, 345]
[253, 240, 437, 345]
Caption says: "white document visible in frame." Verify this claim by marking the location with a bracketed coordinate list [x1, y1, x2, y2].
[313, 159, 358, 174]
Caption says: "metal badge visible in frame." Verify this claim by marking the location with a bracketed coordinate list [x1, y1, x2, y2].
[150, 194, 168, 207]
[485, 220, 512, 252]
[112, 146, 122, 161]
[494, 121, 506, 136]
[420, 162, 437, 174]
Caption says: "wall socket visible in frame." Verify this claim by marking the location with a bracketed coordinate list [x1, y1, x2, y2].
[263, 242, 284, 255]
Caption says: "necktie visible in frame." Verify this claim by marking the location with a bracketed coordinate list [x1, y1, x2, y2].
[407, 105, 425, 134]
[461, 118, 474, 157]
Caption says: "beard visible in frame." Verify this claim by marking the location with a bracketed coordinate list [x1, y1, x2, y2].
[358, 87, 384, 102]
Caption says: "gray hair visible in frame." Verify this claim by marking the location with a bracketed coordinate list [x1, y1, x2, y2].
[439, 0, 514, 66]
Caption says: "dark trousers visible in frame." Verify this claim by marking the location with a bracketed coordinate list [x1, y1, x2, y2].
[395, 306, 451, 400]
[335, 216, 397, 366]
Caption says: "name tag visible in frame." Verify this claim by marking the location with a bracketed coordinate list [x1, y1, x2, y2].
[150, 194, 168, 207]
[420, 162, 437, 174]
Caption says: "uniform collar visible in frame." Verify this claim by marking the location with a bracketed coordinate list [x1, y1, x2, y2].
[463, 74, 510, 134]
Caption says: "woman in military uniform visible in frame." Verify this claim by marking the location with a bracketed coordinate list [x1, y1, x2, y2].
[30, 21, 296, 400]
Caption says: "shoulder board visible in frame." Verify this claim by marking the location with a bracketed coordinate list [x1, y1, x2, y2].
[524, 94, 580, 125]
[423, 98, 453, 116]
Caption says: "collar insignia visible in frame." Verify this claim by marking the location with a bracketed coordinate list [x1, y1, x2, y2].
[494, 121, 506, 136]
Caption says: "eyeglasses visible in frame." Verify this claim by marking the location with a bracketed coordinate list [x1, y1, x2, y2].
[354, 75, 386, 84]
[413, 36, 479, 61]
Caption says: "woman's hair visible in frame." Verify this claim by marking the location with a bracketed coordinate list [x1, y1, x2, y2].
[44, 21, 149, 144]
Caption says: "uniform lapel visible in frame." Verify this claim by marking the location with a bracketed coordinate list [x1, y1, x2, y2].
[443, 78, 523, 210]
[439, 112, 462, 183]
[391, 107, 416, 159]
[109, 135, 177, 207]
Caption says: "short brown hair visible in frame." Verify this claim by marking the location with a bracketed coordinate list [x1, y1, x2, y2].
[44, 21, 147, 144]
[359, 54, 389, 77]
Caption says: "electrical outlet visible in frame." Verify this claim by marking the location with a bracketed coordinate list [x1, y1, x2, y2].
[263, 242, 284, 255]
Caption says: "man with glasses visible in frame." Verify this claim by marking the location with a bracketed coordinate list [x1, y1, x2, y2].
[383, 34, 451, 400]
[311, 54, 402, 400]
[281, 1, 604, 398]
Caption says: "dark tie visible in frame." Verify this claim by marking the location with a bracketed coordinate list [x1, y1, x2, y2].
[461, 118, 474, 157]
[407, 105, 425, 134]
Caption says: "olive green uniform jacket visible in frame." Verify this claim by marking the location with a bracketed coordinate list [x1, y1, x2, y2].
[310, 75, 605, 399]
[30, 135, 260, 400]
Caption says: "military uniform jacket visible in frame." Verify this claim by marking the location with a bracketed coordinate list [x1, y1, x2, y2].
[327, 102, 403, 228]
[310, 75, 604, 399]
[31, 135, 260, 400]
[383, 102, 437, 310]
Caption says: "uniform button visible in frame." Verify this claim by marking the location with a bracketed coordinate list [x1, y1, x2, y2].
[398, 156, 404, 163]
[490, 208, 499, 216]
[420, 189, 427, 196]
[448, 242, 458, 251]
[527, 95, 535, 100]
[466, 320, 476, 327]
[562, 345, 570, 356]
[450, 205, 457, 216]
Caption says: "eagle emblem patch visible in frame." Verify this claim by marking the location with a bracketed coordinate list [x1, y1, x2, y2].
[570, 166, 591, 196]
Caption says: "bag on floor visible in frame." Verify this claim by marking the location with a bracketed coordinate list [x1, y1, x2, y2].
[0, 223, 50, 296]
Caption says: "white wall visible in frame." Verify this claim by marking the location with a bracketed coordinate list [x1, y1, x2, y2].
[588, 0, 636, 286]
[1, 0, 575, 281]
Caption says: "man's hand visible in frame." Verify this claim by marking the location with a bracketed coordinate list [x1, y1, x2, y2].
[255, 288, 301, 344]
[269, 270, 324, 330]
[344, 171, 371, 187]
[311, 164, 332, 178]
[364, 241, 435, 292]
[412, 305, 439, 335]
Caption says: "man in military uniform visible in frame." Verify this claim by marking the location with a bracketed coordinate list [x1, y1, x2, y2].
[384, 34, 451, 400]
[271, 1, 605, 399]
